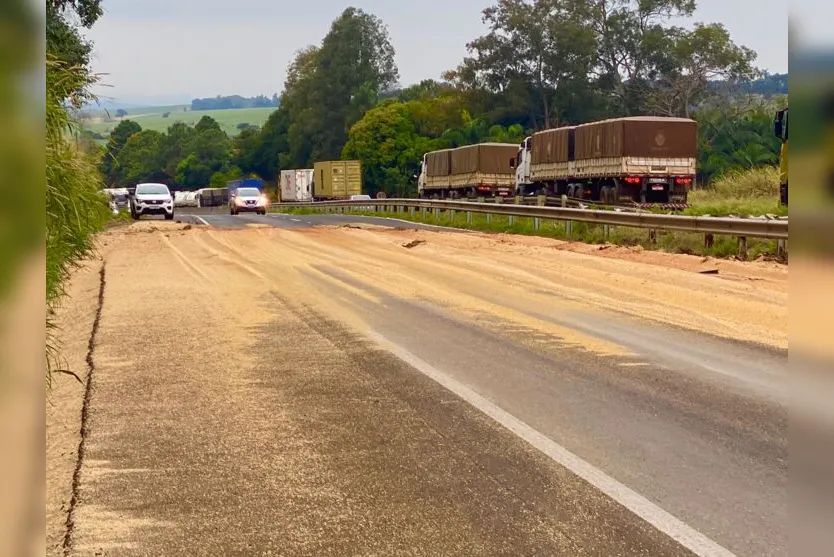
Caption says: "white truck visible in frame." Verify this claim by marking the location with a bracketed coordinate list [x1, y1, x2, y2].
[280, 169, 314, 202]
[514, 116, 697, 204]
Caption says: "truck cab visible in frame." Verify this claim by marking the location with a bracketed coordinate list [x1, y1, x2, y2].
[417, 154, 427, 198]
[514, 136, 533, 195]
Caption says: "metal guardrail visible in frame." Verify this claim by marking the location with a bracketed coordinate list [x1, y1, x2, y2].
[270, 198, 789, 241]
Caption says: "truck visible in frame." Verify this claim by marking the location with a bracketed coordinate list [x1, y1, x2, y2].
[773, 107, 788, 206]
[311, 160, 362, 200]
[227, 178, 264, 197]
[514, 116, 697, 204]
[279, 169, 314, 202]
[418, 142, 518, 199]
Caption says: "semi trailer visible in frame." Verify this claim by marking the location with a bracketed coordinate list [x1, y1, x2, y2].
[279, 169, 314, 202]
[514, 116, 697, 204]
[418, 143, 518, 199]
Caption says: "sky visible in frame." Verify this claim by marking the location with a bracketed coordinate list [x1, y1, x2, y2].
[83, 0, 791, 105]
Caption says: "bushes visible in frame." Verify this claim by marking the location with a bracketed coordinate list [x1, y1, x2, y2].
[686, 166, 784, 217]
[46, 56, 112, 386]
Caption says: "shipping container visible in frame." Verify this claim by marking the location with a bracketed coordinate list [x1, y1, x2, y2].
[279, 170, 297, 202]
[312, 160, 362, 199]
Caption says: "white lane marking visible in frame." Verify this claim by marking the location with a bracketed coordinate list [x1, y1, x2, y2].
[366, 330, 736, 557]
[194, 216, 210, 226]
[290, 218, 302, 222]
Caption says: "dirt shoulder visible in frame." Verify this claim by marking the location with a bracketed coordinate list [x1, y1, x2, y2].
[46, 256, 106, 556]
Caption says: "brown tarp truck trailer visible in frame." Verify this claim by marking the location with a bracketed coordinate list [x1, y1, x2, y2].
[574, 117, 697, 160]
[424, 149, 453, 189]
[529, 127, 575, 182]
[450, 143, 518, 194]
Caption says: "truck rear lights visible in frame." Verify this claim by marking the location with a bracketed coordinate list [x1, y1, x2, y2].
[675, 177, 693, 185]
[624, 176, 641, 184]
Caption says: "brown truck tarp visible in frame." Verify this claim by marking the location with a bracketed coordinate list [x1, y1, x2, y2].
[451, 143, 518, 175]
[531, 127, 575, 164]
[426, 149, 452, 177]
[574, 117, 697, 159]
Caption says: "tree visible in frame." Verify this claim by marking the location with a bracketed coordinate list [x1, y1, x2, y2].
[588, 0, 696, 114]
[643, 23, 760, 117]
[343, 101, 434, 197]
[99, 119, 142, 185]
[115, 108, 128, 118]
[284, 8, 399, 164]
[446, 0, 598, 129]
[116, 130, 167, 185]
[47, 0, 103, 69]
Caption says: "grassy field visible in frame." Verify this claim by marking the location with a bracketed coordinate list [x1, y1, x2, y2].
[83, 106, 277, 137]
[685, 166, 787, 217]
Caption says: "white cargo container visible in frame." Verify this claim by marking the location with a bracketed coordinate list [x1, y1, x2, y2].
[280, 169, 313, 202]
[295, 169, 313, 201]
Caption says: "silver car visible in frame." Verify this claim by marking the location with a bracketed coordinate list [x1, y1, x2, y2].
[230, 187, 268, 215]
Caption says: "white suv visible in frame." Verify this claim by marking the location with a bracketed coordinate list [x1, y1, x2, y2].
[130, 183, 175, 220]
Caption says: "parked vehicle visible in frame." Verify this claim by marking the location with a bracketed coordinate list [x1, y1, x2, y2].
[418, 143, 518, 199]
[514, 116, 697, 204]
[312, 161, 362, 200]
[280, 169, 314, 202]
[229, 187, 268, 215]
[129, 183, 175, 220]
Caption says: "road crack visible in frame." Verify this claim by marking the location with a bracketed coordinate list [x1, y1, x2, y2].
[62, 262, 106, 556]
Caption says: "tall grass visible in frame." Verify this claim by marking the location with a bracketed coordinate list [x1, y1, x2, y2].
[687, 166, 786, 216]
[46, 57, 112, 388]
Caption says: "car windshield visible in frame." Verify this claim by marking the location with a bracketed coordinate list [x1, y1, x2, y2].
[135, 184, 169, 195]
[237, 188, 261, 197]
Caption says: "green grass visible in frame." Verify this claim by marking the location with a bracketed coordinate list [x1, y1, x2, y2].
[83, 106, 277, 137]
[686, 166, 787, 217]
[271, 206, 782, 261]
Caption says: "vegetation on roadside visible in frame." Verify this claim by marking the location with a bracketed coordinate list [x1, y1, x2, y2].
[686, 166, 786, 216]
[46, 0, 112, 387]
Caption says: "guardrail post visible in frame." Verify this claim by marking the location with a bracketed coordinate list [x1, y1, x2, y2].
[603, 224, 610, 242]
[451, 209, 456, 222]
[434, 207, 440, 220]
[534, 195, 545, 231]
[738, 236, 748, 260]
[777, 239, 787, 259]
[561, 195, 568, 208]
[478, 197, 485, 204]
[409, 206, 415, 218]
[515, 195, 522, 205]
[704, 234, 714, 249]
[467, 211, 472, 224]
[649, 229, 657, 244]
[421, 206, 427, 218]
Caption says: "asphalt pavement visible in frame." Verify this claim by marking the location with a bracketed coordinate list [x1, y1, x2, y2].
[54, 218, 787, 557]
[175, 207, 468, 231]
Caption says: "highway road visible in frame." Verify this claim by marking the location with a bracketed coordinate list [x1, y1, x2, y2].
[47, 217, 787, 556]
[178, 208, 471, 231]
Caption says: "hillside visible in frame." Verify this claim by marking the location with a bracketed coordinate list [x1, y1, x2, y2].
[83, 106, 277, 137]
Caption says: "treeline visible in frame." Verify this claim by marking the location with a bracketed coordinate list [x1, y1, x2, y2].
[191, 94, 279, 111]
[99, 1, 788, 198]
